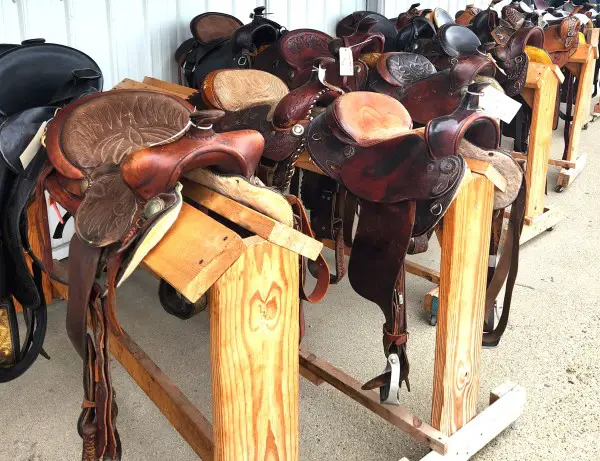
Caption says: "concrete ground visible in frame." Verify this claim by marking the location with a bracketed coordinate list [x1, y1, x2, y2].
[2, 123, 600, 461]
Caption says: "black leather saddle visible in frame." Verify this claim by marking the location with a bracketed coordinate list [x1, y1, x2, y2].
[0, 40, 103, 382]
[336, 10, 399, 52]
[175, 7, 286, 88]
[396, 13, 483, 69]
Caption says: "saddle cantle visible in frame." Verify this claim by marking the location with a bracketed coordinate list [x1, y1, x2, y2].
[367, 52, 496, 125]
[336, 11, 398, 52]
[42, 89, 265, 459]
[252, 28, 334, 89]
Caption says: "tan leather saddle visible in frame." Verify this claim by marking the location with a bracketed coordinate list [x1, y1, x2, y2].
[41, 89, 265, 460]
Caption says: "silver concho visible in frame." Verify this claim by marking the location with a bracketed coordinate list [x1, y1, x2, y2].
[143, 197, 165, 219]
[292, 124, 305, 137]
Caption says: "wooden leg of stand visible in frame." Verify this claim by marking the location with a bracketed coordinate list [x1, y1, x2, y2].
[209, 237, 299, 461]
[431, 174, 494, 436]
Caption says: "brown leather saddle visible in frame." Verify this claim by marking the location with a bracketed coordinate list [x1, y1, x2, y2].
[366, 52, 497, 125]
[543, 14, 581, 67]
[305, 90, 525, 403]
[252, 28, 334, 89]
[41, 89, 265, 460]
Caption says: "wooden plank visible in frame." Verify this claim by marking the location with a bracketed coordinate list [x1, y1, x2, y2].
[464, 159, 506, 192]
[406, 261, 440, 285]
[523, 62, 561, 218]
[142, 76, 197, 97]
[557, 152, 588, 188]
[112, 78, 190, 98]
[510, 151, 576, 169]
[143, 202, 244, 303]
[565, 45, 595, 164]
[421, 384, 525, 461]
[109, 328, 214, 460]
[210, 238, 299, 461]
[519, 206, 564, 244]
[567, 44, 592, 64]
[182, 180, 322, 261]
[431, 172, 494, 436]
[299, 349, 449, 455]
[424, 287, 440, 314]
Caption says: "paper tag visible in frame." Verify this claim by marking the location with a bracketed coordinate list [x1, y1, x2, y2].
[317, 64, 327, 85]
[339, 47, 354, 76]
[20, 121, 47, 170]
[479, 86, 521, 124]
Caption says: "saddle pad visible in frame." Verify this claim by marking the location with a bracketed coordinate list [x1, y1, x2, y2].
[190, 12, 243, 43]
[458, 139, 523, 210]
[525, 45, 552, 64]
[438, 24, 482, 57]
[49, 90, 192, 179]
[325, 92, 412, 147]
[0, 43, 102, 117]
[202, 69, 288, 118]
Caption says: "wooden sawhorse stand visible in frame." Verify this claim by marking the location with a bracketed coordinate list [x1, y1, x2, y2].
[554, 41, 598, 191]
[511, 62, 565, 243]
[296, 156, 525, 460]
[35, 76, 332, 460]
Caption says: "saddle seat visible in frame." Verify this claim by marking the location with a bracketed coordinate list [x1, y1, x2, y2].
[45, 90, 263, 253]
[438, 23, 483, 57]
[200, 68, 289, 118]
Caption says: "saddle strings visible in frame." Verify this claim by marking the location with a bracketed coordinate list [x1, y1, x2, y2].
[148, 115, 213, 147]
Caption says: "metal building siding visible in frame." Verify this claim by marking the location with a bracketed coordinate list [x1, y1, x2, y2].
[369, 0, 490, 18]
[0, 0, 369, 87]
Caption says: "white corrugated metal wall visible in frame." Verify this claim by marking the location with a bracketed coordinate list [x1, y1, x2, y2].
[0, 0, 367, 88]
[0, 0, 491, 88]
[0, 0, 488, 255]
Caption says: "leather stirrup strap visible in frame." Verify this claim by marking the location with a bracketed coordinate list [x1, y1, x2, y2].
[286, 195, 330, 303]
[482, 176, 526, 346]
[35, 166, 55, 276]
[66, 235, 102, 358]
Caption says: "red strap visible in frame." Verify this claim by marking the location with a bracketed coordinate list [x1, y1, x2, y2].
[286, 195, 330, 303]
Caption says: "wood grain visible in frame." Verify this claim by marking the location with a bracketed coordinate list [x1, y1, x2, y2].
[523, 63, 561, 218]
[564, 45, 595, 163]
[142, 76, 197, 97]
[109, 328, 214, 460]
[143, 202, 244, 303]
[182, 180, 322, 261]
[422, 383, 525, 460]
[431, 172, 494, 436]
[210, 238, 299, 461]
[112, 78, 191, 98]
[299, 349, 449, 455]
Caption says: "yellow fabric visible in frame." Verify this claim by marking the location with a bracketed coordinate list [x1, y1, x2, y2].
[525, 46, 553, 64]
[0, 308, 15, 367]
[579, 32, 586, 45]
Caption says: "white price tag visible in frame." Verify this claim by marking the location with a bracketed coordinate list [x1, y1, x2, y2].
[20, 121, 47, 169]
[479, 86, 521, 124]
[339, 47, 354, 76]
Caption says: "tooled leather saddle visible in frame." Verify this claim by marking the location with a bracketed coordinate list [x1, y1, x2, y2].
[304, 90, 525, 402]
[39, 89, 266, 460]
[0, 41, 103, 383]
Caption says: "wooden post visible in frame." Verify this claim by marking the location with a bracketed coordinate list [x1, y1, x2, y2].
[431, 172, 494, 436]
[209, 237, 299, 461]
[508, 63, 566, 243]
[557, 44, 597, 189]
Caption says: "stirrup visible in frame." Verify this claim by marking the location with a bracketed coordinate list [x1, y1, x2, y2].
[380, 353, 402, 405]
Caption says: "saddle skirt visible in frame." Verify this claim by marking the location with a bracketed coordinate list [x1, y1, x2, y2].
[44, 90, 264, 283]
